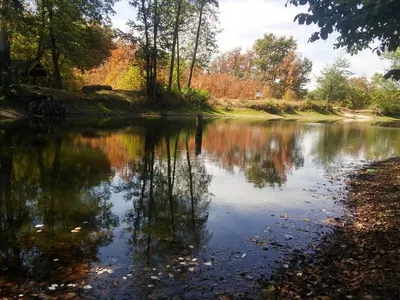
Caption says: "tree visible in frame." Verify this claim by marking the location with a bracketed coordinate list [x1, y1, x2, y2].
[167, 0, 183, 93]
[187, 0, 218, 88]
[288, 0, 400, 79]
[253, 34, 297, 83]
[371, 73, 400, 114]
[276, 50, 312, 98]
[383, 49, 400, 81]
[26, 0, 116, 89]
[211, 47, 255, 80]
[315, 56, 352, 103]
[0, 0, 23, 95]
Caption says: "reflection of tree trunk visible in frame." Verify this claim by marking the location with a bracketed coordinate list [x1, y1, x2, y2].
[172, 136, 179, 188]
[186, 139, 195, 230]
[48, 136, 62, 234]
[0, 136, 13, 231]
[195, 114, 203, 156]
[134, 151, 148, 244]
[0, 135, 22, 271]
[166, 136, 176, 235]
[147, 137, 155, 264]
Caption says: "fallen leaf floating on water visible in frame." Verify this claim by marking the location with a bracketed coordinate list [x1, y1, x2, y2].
[83, 285, 92, 290]
[204, 262, 212, 266]
[303, 218, 311, 222]
[280, 213, 288, 219]
[35, 224, 44, 228]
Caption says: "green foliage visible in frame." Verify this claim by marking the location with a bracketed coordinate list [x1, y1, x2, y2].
[288, 0, 400, 82]
[9, 0, 116, 89]
[117, 66, 143, 91]
[253, 33, 296, 83]
[180, 87, 210, 108]
[315, 56, 352, 103]
[288, 0, 400, 54]
[371, 74, 400, 114]
[251, 33, 312, 98]
[371, 89, 400, 115]
[346, 85, 371, 109]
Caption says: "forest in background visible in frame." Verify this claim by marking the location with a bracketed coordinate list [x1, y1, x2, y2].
[1, 0, 400, 114]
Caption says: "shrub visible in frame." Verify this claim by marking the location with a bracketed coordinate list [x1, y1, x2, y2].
[181, 88, 210, 108]
[283, 89, 298, 101]
[371, 89, 400, 115]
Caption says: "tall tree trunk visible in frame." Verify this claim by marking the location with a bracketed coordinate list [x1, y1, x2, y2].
[0, 0, 12, 94]
[48, 7, 62, 89]
[187, 0, 205, 88]
[167, 0, 183, 93]
[141, 0, 151, 94]
[176, 33, 181, 90]
[152, 0, 158, 100]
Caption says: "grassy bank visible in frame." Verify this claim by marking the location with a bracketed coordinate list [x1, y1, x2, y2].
[263, 157, 400, 299]
[0, 85, 398, 122]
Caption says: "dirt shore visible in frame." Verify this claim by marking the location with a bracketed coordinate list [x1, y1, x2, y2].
[262, 157, 400, 299]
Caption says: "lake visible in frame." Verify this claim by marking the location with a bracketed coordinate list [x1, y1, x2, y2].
[0, 118, 399, 299]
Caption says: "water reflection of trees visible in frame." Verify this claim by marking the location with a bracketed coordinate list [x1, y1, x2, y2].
[115, 126, 212, 267]
[311, 123, 400, 168]
[197, 120, 304, 187]
[0, 130, 118, 294]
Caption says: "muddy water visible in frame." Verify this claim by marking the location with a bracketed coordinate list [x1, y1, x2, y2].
[0, 119, 399, 299]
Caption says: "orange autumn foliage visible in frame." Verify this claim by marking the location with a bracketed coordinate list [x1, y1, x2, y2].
[83, 42, 137, 89]
[191, 73, 270, 99]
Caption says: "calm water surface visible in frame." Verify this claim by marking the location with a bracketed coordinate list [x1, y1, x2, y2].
[0, 119, 399, 299]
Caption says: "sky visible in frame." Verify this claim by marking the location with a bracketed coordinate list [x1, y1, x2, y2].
[111, 0, 390, 88]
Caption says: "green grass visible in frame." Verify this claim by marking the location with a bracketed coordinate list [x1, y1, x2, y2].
[1, 85, 399, 123]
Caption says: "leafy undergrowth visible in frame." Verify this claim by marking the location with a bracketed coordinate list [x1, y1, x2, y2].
[210, 98, 334, 115]
[262, 157, 400, 299]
